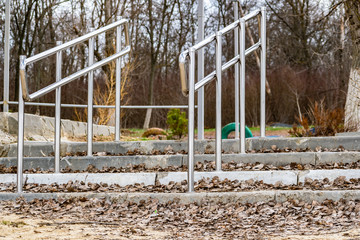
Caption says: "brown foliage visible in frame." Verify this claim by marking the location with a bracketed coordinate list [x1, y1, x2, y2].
[73, 56, 134, 125]
[289, 100, 345, 137]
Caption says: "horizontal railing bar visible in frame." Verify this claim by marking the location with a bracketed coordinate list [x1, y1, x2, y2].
[194, 55, 240, 91]
[28, 46, 130, 101]
[219, 20, 240, 35]
[242, 9, 261, 22]
[7, 101, 194, 109]
[245, 41, 261, 56]
[25, 19, 128, 65]
[195, 72, 215, 91]
[192, 34, 216, 51]
[222, 55, 240, 71]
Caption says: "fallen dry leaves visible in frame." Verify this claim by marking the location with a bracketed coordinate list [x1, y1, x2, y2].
[2, 159, 360, 174]
[1, 176, 360, 193]
[0, 197, 360, 239]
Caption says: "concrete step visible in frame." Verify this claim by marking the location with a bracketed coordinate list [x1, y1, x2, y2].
[1, 152, 360, 171]
[1, 190, 360, 204]
[1, 169, 360, 186]
[1, 136, 360, 157]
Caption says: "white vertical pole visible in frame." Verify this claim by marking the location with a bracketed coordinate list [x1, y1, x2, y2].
[188, 48, 196, 192]
[197, 0, 205, 140]
[3, 0, 11, 112]
[234, 1, 240, 140]
[260, 7, 267, 138]
[54, 41, 62, 173]
[87, 30, 95, 157]
[115, 17, 122, 142]
[240, 19, 246, 153]
[215, 31, 222, 171]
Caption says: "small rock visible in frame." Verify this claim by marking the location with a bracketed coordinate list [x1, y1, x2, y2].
[253, 164, 264, 170]
[95, 152, 107, 156]
[274, 181, 282, 188]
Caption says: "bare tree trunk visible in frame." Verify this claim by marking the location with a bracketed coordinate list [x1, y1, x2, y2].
[143, 109, 152, 129]
[344, 1, 360, 131]
[143, 64, 156, 129]
[142, 0, 175, 129]
[345, 69, 360, 130]
[337, 4, 346, 107]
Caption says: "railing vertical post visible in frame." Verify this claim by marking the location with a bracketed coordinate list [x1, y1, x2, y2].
[234, 1, 240, 140]
[240, 19, 246, 153]
[3, 0, 10, 112]
[188, 48, 196, 193]
[215, 32, 222, 171]
[115, 17, 122, 141]
[260, 7, 267, 138]
[197, 0, 205, 140]
[17, 55, 26, 193]
[55, 41, 62, 173]
[87, 30, 95, 157]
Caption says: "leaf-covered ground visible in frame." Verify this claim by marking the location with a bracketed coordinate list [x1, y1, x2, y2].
[0, 197, 360, 239]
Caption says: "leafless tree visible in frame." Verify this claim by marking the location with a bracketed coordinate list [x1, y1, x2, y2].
[344, 0, 360, 130]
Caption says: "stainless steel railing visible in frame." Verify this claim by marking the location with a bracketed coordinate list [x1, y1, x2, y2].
[179, 7, 267, 192]
[17, 18, 130, 193]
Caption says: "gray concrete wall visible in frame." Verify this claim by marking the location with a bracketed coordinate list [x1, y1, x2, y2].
[0, 112, 114, 141]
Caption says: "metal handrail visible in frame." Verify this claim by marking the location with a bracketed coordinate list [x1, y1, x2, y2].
[25, 46, 130, 100]
[17, 18, 131, 193]
[179, 50, 189, 96]
[242, 9, 261, 21]
[5, 101, 193, 109]
[179, 12, 262, 98]
[20, 19, 130, 101]
[179, 7, 267, 192]
[25, 20, 130, 65]
[192, 34, 216, 51]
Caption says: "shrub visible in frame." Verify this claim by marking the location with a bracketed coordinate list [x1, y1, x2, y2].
[166, 109, 188, 139]
[289, 100, 345, 137]
[289, 116, 311, 137]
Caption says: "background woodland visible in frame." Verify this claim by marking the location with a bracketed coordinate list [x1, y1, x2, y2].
[0, 0, 352, 129]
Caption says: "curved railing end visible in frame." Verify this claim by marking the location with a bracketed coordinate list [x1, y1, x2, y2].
[19, 55, 31, 101]
[179, 50, 189, 97]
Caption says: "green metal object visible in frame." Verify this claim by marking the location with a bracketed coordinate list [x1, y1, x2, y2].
[221, 122, 253, 139]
